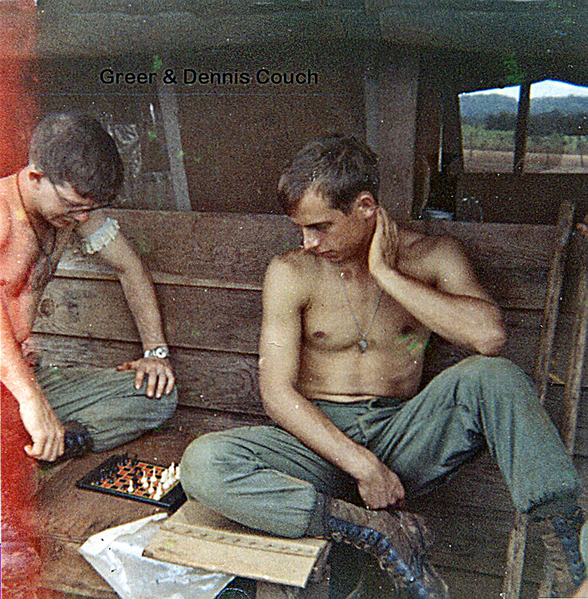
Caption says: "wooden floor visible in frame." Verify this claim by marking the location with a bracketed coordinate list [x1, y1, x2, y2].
[35, 406, 557, 599]
[33, 212, 588, 598]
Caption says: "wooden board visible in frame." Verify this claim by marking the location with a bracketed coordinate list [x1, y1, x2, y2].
[32, 306, 545, 417]
[144, 500, 330, 588]
[34, 277, 263, 353]
[52, 211, 557, 309]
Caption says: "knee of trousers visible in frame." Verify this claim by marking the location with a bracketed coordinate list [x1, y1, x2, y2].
[456, 355, 528, 387]
[152, 387, 178, 426]
[180, 432, 242, 506]
[449, 355, 534, 408]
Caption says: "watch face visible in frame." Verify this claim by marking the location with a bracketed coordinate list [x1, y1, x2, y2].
[154, 347, 169, 359]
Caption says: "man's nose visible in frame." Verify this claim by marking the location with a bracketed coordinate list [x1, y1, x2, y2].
[302, 229, 319, 251]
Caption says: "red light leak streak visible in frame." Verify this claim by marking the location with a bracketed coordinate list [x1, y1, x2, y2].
[0, 3, 41, 597]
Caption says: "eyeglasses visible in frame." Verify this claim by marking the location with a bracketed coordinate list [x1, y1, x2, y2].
[50, 181, 109, 214]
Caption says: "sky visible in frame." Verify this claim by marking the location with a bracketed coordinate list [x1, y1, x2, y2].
[467, 79, 588, 100]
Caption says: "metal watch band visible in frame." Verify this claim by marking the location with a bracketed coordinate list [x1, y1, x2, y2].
[143, 346, 169, 359]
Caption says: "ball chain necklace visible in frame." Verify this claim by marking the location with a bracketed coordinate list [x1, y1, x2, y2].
[15, 168, 56, 257]
[338, 266, 383, 353]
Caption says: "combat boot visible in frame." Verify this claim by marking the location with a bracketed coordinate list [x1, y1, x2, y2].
[39, 420, 93, 466]
[537, 508, 586, 598]
[325, 498, 449, 599]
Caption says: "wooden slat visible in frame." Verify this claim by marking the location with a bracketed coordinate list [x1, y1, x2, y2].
[41, 537, 118, 598]
[33, 278, 263, 353]
[439, 567, 538, 599]
[561, 244, 588, 453]
[33, 306, 543, 416]
[55, 211, 556, 310]
[32, 334, 266, 414]
[35, 258, 547, 362]
[107, 209, 301, 285]
[424, 504, 543, 583]
[456, 173, 588, 226]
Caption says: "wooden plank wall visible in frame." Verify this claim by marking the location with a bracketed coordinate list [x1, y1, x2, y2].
[456, 173, 588, 225]
[32, 209, 588, 598]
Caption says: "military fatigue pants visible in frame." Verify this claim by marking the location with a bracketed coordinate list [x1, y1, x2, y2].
[37, 365, 177, 452]
[181, 356, 581, 538]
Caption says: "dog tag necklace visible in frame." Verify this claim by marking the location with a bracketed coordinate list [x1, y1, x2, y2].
[339, 268, 383, 353]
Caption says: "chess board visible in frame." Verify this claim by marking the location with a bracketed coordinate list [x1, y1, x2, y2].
[76, 454, 186, 511]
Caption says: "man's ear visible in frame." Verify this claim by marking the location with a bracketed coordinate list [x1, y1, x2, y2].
[354, 192, 378, 219]
[26, 165, 47, 188]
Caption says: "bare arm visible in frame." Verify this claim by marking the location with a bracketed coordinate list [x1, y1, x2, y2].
[0, 209, 64, 460]
[368, 209, 506, 355]
[77, 213, 174, 398]
[259, 256, 405, 509]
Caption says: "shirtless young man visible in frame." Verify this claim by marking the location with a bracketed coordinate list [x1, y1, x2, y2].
[181, 134, 585, 598]
[0, 112, 177, 594]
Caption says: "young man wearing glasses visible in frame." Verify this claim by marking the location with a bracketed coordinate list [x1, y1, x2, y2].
[0, 112, 177, 595]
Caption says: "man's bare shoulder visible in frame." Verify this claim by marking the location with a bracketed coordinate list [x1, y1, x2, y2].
[0, 177, 15, 248]
[264, 249, 323, 305]
[0, 196, 10, 240]
[397, 227, 469, 281]
[267, 248, 323, 278]
[400, 226, 463, 258]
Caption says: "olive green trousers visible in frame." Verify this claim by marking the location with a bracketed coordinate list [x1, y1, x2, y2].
[181, 356, 581, 538]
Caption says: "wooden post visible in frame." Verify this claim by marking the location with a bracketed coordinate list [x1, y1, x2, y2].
[364, 47, 419, 221]
[441, 83, 464, 176]
[513, 82, 531, 175]
[561, 235, 588, 453]
[412, 55, 442, 219]
[534, 201, 576, 404]
[156, 68, 192, 211]
[501, 201, 576, 599]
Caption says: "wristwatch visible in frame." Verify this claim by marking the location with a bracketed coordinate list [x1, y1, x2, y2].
[143, 346, 169, 359]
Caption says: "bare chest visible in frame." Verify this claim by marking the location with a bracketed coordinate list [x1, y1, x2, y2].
[0, 220, 38, 296]
[303, 283, 426, 353]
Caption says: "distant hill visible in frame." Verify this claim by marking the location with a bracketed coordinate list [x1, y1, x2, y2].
[460, 94, 517, 123]
[460, 93, 588, 124]
[531, 96, 588, 115]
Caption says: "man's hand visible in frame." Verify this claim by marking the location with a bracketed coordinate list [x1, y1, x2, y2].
[356, 458, 406, 510]
[117, 357, 175, 398]
[368, 208, 400, 276]
[20, 396, 65, 461]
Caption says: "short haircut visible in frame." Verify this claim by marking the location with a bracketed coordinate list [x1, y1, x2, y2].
[278, 134, 379, 215]
[29, 112, 124, 204]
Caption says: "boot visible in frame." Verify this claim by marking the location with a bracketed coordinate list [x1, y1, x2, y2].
[325, 498, 449, 598]
[538, 508, 586, 598]
[39, 421, 93, 466]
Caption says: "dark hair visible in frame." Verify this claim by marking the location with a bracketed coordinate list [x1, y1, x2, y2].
[277, 134, 379, 215]
[29, 112, 124, 204]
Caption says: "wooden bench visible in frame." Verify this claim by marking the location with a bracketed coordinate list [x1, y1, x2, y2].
[33, 209, 588, 598]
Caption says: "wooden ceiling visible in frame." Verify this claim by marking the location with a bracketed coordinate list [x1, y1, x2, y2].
[0, 1, 586, 91]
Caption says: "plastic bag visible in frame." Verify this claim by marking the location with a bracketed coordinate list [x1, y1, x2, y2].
[79, 513, 234, 599]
